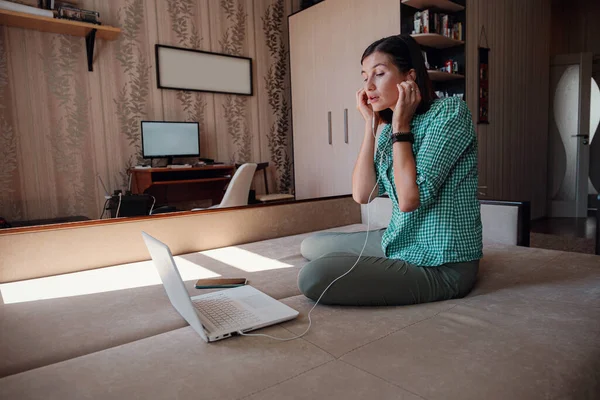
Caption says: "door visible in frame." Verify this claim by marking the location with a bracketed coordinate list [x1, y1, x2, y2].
[548, 53, 596, 218]
[589, 57, 600, 210]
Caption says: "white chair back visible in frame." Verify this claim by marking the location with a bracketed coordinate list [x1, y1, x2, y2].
[218, 163, 257, 208]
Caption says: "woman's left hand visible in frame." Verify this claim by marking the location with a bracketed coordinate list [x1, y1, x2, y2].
[392, 76, 421, 132]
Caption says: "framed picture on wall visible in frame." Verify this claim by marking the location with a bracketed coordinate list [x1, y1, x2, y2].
[155, 44, 253, 96]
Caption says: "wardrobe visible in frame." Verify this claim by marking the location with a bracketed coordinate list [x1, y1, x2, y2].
[289, 0, 402, 200]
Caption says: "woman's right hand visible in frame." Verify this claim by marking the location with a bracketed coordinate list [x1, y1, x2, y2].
[356, 88, 376, 123]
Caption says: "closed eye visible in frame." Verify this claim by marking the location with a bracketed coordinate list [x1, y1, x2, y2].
[363, 72, 384, 82]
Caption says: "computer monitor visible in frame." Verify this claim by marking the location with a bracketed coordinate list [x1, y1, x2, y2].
[141, 121, 200, 164]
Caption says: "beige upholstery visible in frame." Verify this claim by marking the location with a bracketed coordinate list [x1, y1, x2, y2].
[0, 225, 367, 378]
[1, 224, 599, 399]
[0, 196, 361, 283]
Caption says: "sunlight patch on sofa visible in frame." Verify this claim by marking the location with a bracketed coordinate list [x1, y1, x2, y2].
[201, 247, 295, 272]
[0, 257, 219, 304]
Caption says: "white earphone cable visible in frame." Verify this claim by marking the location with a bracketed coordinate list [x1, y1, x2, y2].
[238, 113, 390, 341]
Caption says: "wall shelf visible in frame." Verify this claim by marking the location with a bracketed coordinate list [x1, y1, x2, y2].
[0, 8, 121, 71]
[428, 70, 464, 81]
[411, 33, 464, 49]
[401, 0, 464, 12]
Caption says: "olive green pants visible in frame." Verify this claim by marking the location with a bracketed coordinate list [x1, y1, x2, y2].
[298, 229, 479, 306]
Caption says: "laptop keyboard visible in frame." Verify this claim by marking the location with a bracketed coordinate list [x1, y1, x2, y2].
[193, 293, 261, 330]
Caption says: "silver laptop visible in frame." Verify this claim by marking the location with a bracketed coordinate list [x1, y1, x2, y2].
[141, 232, 299, 342]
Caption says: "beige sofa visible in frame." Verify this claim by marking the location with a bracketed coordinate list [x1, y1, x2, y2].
[0, 197, 599, 399]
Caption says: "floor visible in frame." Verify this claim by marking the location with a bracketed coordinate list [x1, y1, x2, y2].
[529, 212, 597, 254]
[530, 215, 596, 240]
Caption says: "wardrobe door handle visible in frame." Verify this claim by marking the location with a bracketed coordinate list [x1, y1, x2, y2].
[328, 111, 332, 145]
[344, 108, 348, 143]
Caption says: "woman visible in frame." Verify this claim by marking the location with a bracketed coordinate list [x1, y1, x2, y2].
[298, 34, 483, 306]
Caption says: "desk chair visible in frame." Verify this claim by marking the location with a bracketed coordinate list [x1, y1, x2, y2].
[192, 163, 257, 210]
[236, 162, 294, 204]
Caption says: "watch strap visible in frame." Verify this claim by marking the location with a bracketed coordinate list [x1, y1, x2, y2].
[391, 131, 414, 144]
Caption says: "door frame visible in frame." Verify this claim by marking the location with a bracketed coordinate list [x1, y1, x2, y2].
[549, 52, 593, 218]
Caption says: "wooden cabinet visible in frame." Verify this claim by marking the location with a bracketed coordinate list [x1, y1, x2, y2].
[289, 3, 326, 200]
[290, 0, 402, 200]
[129, 165, 235, 205]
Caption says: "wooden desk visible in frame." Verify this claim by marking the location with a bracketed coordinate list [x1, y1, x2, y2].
[130, 165, 235, 205]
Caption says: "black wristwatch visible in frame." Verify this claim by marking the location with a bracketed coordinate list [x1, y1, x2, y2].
[390, 131, 414, 144]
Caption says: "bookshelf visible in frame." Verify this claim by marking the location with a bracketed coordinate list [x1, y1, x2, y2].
[428, 70, 464, 81]
[401, 0, 466, 99]
[411, 33, 464, 49]
[401, 0, 464, 13]
[0, 8, 121, 71]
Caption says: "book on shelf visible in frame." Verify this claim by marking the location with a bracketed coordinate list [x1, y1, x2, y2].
[0, 0, 54, 17]
[56, 3, 100, 24]
[412, 9, 463, 41]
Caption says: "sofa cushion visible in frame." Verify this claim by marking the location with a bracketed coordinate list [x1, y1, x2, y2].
[279, 295, 455, 358]
[0, 224, 368, 378]
[340, 303, 600, 400]
[1, 242, 598, 399]
[245, 360, 423, 400]
[0, 326, 333, 400]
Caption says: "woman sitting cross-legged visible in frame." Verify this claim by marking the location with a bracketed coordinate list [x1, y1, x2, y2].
[298, 34, 483, 306]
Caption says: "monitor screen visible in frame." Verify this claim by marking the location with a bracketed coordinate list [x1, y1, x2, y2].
[141, 121, 200, 158]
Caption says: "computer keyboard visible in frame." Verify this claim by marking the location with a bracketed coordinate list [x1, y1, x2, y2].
[193, 293, 260, 330]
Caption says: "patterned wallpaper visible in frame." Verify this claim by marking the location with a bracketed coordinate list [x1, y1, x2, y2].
[0, 0, 299, 222]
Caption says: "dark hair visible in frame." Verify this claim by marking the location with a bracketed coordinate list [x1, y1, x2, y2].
[361, 34, 436, 123]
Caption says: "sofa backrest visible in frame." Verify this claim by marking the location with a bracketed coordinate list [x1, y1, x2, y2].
[0, 196, 361, 283]
[361, 197, 530, 246]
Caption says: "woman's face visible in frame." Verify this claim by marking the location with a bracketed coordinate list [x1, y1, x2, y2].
[361, 51, 410, 112]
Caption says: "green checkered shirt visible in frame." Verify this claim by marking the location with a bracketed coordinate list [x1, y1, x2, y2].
[374, 97, 483, 266]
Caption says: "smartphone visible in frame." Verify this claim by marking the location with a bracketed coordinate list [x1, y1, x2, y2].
[195, 277, 247, 289]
